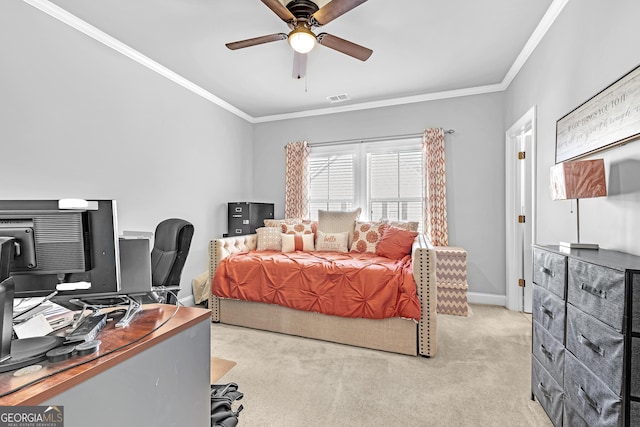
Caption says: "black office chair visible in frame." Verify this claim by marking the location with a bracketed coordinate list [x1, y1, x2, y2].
[151, 218, 194, 305]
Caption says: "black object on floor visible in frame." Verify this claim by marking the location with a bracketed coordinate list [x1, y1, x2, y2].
[211, 382, 244, 427]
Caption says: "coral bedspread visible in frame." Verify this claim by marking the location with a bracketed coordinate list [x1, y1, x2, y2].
[211, 251, 421, 321]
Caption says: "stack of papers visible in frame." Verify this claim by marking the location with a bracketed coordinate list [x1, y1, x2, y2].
[13, 298, 74, 339]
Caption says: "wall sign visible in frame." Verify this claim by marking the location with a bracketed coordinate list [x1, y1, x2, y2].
[556, 64, 640, 163]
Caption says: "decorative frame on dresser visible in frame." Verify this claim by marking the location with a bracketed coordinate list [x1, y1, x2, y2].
[531, 244, 640, 426]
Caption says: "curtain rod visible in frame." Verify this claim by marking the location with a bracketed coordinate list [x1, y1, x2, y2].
[308, 129, 455, 147]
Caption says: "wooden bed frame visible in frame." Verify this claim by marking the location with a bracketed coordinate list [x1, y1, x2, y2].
[208, 233, 438, 357]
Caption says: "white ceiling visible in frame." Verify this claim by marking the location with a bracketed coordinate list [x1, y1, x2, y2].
[35, 0, 560, 122]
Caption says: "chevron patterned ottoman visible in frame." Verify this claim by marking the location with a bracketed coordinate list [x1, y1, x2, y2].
[434, 246, 469, 316]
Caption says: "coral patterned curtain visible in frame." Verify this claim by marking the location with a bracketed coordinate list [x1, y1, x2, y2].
[423, 128, 448, 246]
[284, 140, 310, 219]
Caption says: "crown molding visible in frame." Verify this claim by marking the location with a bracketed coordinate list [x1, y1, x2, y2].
[502, 0, 570, 89]
[252, 83, 507, 123]
[23, 0, 568, 124]
[22, 0, 253, 122]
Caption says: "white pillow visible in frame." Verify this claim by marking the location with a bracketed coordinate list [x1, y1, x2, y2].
[256, 227, 282, 251]
[281, 233, 315, 252]
[317, 208, 361, 250]
[315, 231, 349, 252]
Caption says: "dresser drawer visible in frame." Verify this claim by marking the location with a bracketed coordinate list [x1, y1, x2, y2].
[563, 402, 590, 427]
[532, 320, 564, 384]
[533, 249, 567, 299]
[630, 337, 640, 397]
[533, 284, 566, 343]
[630, 400, 640, 425]
[632, 273, 640, 333]
[567, 258, 625, 332]
[566, 304, 624, 395]
[564, 352, 621, 427]
[531, 356, 563, 427]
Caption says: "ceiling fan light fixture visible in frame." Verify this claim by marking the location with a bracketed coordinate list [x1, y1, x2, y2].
[288, 26, 316, 54]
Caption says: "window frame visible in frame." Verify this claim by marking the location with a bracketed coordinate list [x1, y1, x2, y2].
[308, 138, 422, 222]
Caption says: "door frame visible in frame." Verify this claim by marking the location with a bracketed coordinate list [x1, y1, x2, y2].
[505, 106, 537, 312]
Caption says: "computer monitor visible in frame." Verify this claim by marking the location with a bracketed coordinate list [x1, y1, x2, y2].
[0, 238, 65, 372]
[0, 238, 16, 362]
[0, 200, 135, 372]
[0, 199, 121, 298]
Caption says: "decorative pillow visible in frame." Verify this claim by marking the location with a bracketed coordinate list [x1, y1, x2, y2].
[387, 221, 419, 232]
[281, 221, 315, 236]
[375, 226, 419, 259]
[264, 218, 300, 228]
[317, 208, 362, 250]
[256, 227, 282, 251]
[281, 233, 315, 252]
[350, 221, 388, 253]
[315, 231, 349, 252]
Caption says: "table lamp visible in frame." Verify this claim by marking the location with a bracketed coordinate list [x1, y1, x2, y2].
[550, 159, 607, 249]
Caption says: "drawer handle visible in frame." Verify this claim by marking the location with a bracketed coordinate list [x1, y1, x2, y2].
[577, 333, 605, 357]
[576, 384, 602, 415]
[537, 382, 551, 400]
[580, 283, 607, 299]
[540, 267, 555, 277]
[538, 305, 555, 319]
[539, 344, 555, 362]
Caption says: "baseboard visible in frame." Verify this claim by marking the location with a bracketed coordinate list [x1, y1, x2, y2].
[467, 292, 506, 307]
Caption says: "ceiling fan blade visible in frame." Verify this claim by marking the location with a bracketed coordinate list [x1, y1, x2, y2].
[312, 0, 368, 26]
[261, 0, 295, 22]
[317, 33, 372, 61]
[226, 33, 288, 50]
[292, 52, 307, 80]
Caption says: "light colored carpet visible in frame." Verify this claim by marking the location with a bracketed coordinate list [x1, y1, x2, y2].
[210, 304, 553, 426]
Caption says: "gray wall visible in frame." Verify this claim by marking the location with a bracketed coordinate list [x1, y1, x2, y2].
[254, 93, 507, 299]
[4, 0, 639, 304]
[0, 1, 254, 302]
[505, 0, 640, 255]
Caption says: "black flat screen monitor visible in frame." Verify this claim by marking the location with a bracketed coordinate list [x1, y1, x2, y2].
[0, 200, 121, 298]
[0, 238, 65, 372]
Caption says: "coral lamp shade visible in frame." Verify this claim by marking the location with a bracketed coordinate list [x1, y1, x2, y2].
[550, 159, 607, 200]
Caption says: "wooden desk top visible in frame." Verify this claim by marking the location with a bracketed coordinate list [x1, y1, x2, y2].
[0, 304, 210, 406]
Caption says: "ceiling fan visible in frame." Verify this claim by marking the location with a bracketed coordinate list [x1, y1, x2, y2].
[225, 0, 372, 79]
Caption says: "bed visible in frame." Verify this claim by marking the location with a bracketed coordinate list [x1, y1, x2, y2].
[208, 232, 437, 357]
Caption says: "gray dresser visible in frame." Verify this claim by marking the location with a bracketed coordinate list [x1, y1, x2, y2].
[531, 245, 640, 426]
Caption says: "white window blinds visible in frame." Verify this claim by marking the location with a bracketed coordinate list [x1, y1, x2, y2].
[368, 150, 422, 222]
[308, 139, 422, 225]
[308, 152, 355, 219]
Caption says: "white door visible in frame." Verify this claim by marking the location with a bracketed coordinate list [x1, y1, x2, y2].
[505, 107, 537, 313]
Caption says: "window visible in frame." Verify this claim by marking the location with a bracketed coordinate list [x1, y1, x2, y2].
[308, 139, 423, 225]
[308, 151, 355, 216]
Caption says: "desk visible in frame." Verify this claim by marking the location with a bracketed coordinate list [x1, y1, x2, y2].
[0, 304, 211, 427]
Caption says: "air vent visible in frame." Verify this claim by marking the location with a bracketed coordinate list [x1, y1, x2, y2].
[326, 93, 350, 104]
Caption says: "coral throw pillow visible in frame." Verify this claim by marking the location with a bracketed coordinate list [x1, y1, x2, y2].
[375, 226, 418, 259]
[281, 233, 315, 252]
[350, 221, 388, 253]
